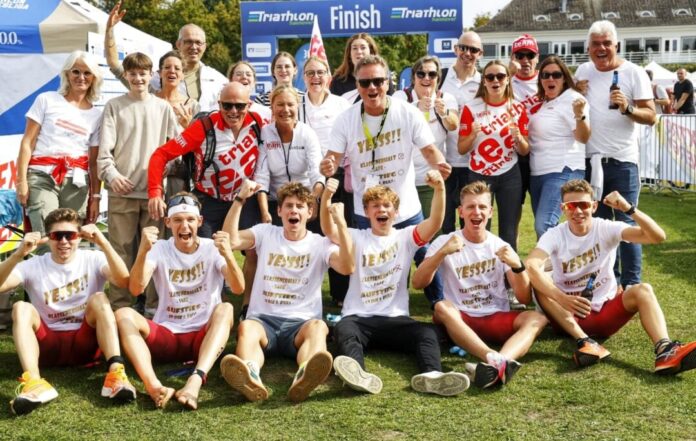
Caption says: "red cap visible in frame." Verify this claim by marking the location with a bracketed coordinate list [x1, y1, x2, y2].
[512, 34, 539, 54]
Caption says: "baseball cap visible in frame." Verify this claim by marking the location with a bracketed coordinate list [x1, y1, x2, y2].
[512, 34, 539, 54]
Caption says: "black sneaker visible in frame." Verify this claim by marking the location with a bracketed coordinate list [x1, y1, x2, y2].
[473, 362, 503, 389]
[502, 360, 522, 384]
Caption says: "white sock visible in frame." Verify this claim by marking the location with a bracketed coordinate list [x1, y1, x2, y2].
[485, 352, 506, 370]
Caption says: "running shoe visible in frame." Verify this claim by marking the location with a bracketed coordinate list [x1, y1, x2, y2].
[411, 371, 470, 396]
[10, 372, 58, 416]
[573, 338, 611, 367]
[333, 356, 382, 394]
[655, 340, 696, 375]
[288, 351, 333, 402]
[220, 354, 268, 402]
[101, 365, 137, 402]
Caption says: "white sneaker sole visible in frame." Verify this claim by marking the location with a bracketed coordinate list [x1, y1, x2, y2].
[287, 351, 333, 402]
[333, 356, 382, 394]
[220, 354, 268, 402]
[411, 372, 470, 396]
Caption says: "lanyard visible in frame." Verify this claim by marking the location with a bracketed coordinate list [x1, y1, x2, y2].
[361, 97, 390, 170]
[281, 131, 293, 182]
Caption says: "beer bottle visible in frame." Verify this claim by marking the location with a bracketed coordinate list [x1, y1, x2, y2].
[581, 274, 597, 300]
[608, 70, 620, 109]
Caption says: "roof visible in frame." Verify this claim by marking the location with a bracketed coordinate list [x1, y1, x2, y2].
[476, 0, 696, 32]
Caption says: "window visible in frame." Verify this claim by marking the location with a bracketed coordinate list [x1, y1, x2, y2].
[625, 39, 641, 53]
[482, 44, 496, 58]
[533, 14, 550, 22]
[601, 11, 620, 19]
[673, 8, 693, 17]
[636, 10, 656, 18]
[537, 42, 551, 56]
[567, 13, 583, 21]
[570, 41, 585, 54]
[645, 38, 659, 52]
[682, 36, 696, 50]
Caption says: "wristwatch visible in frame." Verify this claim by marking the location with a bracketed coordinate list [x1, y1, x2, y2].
[622, 104, 634, 115]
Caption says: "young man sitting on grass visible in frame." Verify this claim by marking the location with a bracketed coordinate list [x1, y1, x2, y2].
[526, 179, 696, 373]
[413, 181, 548, 389]
[116, 192, 243, 410]
[326, 171, 470, 396]
[0, 208, 136, 415]
[220, 180, 354, 402]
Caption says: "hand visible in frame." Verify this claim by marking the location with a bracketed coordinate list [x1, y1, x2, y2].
[440, 234, 464, 255]
[213, 231, 233, 258]
[436, 162, 451, 180]
[106, 1, 126, 30]
[603, 191, 631, 212]
[509, 123, 521, 142]
[320, 156, 337, 177]
[558, 294, 592, 318]
[434, 97, 447, 117]
[238, 179, 261, 200]
[610, 90, 629, 112]
[495, 245, 522, 269]
[148, 197, 166, 221]
[328, 202, 346, 227]
[260, 210, 272, 224]
[472, 121, 482, 136]
[508, 59, 521, 76]
[572, 97, 586, 119]
[80, 224, 106, 246]
[417, 92, 432, 113]
[15, 181, 28, 206]
[16, 232, 47, 258]
[110, 175, 134, 195]
[425, 169, 445, 190]
[324, 177, 339, 197]
[576, 80, 589, 95]
[140, 226, 159, 252]
[175, 103, 193, 128]
[86, 197, 100, 224]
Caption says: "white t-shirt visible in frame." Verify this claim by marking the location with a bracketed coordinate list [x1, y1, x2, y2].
[392, 89, 458, 184]
[536, 218, 629, 311]
[26, 91, 102, 178]
[528, 89, 588, 175]
[512, 73, 543, 115]
[574, 61, 653, 164]
[429, 230, 512, 316]
[330, 98, 435, 222]
[298, 93, 351, 156]
[256, 122, 325, 198]
[440, 68, 481, 112]
[248, 224, 337, 321]
[342, 226, 421, 318]
[12, 250, 108, 331]
[250, 102, 272, 124]
[459, 97, 529, 176]
[148, 238, 226, 333]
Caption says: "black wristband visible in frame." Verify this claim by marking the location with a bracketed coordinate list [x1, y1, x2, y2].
[234, 195, 246, 205]
[511, 262, 526, 274]
[624, 203, 636, 216]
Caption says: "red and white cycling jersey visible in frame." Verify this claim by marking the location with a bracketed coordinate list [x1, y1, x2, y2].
[511, 73, 542, 115]
[148, 111, 264, 201]
[459, 98, 529, 176]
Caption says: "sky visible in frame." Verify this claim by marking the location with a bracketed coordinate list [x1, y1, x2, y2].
[461, 0, 512, 29]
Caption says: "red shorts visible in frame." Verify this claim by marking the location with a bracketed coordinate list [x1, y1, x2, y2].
[145, 320, 207, 363]
[434, 310, 522, 344]
[36, 319, 100, 367]
[548, 293, 635, 338]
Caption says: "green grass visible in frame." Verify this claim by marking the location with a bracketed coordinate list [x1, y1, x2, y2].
[1, 190, 695, 440]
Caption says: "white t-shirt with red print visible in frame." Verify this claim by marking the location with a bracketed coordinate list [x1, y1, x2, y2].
[459, 98, 529, 176]
[511, 73, 542, 115]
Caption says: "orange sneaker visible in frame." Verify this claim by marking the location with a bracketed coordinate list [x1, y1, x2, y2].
[10, 372, 58, 416]
[573, 338, 611, 367]
[101, 365, 137, 402]
[655, 341, 696, 375]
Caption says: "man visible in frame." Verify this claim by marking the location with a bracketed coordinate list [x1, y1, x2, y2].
[105, 1, 227, 111]
[320, 54, 450, 304]
[440, 31, 483, 234]
[646, 70, 670, 115]
[526, 179, 696, 374]
[574, 20, 656, 289]
[219, 180, 353, 402]
[98, 52, 178, 312]
[413, 181, 547, 388]
[330, 171, 470, 396]
[0, 208, 135, 415]
[116, 193, 243, 409]
[673, 68, 695, 114]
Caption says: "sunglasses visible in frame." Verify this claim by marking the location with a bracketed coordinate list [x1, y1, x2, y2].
[484, 73, 508, 82]
[357, 77, 387, 88]
[305, 70, 327, 78]
[168, 195, 201, 210]
[49, 230, 80, 241]
[456, 44, 481, 54]
[70, 69, 93, 78]
[561, 200, 593, 211]
[219, 101, 248, 112]
[540, 71, 564, 80]
[514, 52, 536, 60]
[416, 71, 438, 80]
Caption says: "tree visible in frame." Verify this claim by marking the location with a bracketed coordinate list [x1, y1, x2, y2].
[473, 12, 492, 29]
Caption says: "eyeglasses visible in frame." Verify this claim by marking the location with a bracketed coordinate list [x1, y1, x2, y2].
[168, 195, 201, 210]
[70, 69, 93, 78]
[219, 101, 248, 112]
[561, 200, 593, 211]
[416, 71, 438, 80]
[357, 77, 387, 88]
[48, 230, 79, 241]
[182, 39, 206, 47]
[305, 70, 327, 78]
[484, 73, 508, 82]
[514, 51, 536, 60]
[540, 71, 564, 80]
[456, 44, 481, 54]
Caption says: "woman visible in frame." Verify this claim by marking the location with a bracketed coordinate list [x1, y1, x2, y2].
[16, 51, 103, 232]
[227, 60, 271, 123]
[528, 56, 590, 238]
[458, 60, 529, 250]
[254, 52, 304, 107]
[393, 55, 458, 218]
[255, 85, 324, 227]
[330, 33, 393, 103]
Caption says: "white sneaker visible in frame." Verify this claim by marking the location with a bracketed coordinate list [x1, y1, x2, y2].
[220, 354, 268, 402]
[287, 351, 333, 403]
[10, 372, 59, 415]
[333, 356, 382, 394]
[411, 371, 470, 396]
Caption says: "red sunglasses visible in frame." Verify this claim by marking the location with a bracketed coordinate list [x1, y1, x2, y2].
[48, 230, 80, 241]
[561, 201, 593, 211]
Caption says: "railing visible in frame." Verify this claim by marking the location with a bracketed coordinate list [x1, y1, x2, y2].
[481, 49, 696, 67]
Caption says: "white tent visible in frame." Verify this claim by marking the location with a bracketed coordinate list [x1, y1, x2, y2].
[644, 61, 678, 90]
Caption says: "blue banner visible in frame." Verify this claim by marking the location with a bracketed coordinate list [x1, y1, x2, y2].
[0, 0, 62, 54]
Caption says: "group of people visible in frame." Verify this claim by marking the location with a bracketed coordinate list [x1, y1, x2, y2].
[5, 3, 696, 415]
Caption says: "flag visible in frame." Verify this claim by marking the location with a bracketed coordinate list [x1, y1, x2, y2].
[308, 16, 329, 73]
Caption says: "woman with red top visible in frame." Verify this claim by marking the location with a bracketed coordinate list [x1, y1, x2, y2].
[458, 60, 529, 250]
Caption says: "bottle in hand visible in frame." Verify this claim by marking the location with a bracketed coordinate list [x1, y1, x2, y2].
[608, 70, 620, 109]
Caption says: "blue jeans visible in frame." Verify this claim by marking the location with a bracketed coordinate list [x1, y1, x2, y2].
[353, 211, 444, 306]
[530, 167, 585, 238]
[585, 158, 641, 287]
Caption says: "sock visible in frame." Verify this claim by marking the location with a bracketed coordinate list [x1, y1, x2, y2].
[654, 338, 672, 355]
[485, 351, 506, 370]
[106, 355, 126, 371]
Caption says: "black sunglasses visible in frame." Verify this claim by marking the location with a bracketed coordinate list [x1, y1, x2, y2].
[540, 71, 564, 80]
[416, 71, 438, 80]
[484, 73, 508, 82]
[219, 101, 248, 112]
[456, 44, 481, 54]
[357, 77, 387, 88]
[49, 230, 80, 241]
[514, 51, 536, 60]
[168, 195, 201, 210]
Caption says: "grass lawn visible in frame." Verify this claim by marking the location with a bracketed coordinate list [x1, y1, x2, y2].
[0, 190, 695, 440]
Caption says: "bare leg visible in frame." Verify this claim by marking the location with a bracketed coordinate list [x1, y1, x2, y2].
[622, 283, 669, 344]
[12, 301, 42, 378]
[295, 319, 329, 366]
[241, 249, 258, 312]
[288, 320, 333, 402]
[535, 293, 587, 339]
[84, 292, 121, 368]
[433, 300, 494, 361]
[499, 311, 548, 360]
[235, 319, 268, 367]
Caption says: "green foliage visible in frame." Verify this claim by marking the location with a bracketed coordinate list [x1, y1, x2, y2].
[473, 12, 492, 29]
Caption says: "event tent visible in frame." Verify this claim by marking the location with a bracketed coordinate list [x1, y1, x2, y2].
[644, 61, 678, 90]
